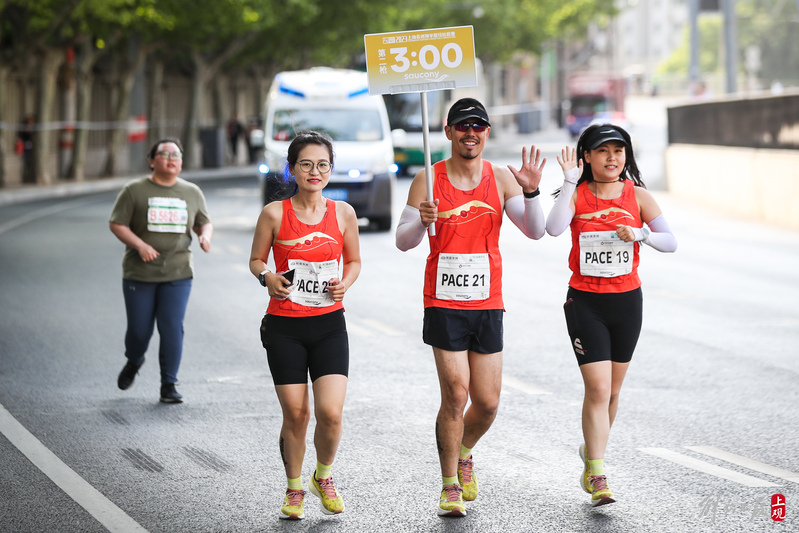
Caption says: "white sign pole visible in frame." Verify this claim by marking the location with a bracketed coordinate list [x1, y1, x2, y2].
[420, 91, 435, 236]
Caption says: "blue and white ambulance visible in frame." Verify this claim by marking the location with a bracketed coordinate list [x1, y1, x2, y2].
[258, 67, 397, 231]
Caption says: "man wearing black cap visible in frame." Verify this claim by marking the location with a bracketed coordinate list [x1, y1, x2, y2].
[395, 97, 547, 517]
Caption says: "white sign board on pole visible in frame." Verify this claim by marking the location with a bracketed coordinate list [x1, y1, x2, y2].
[364, 26, 478, 236]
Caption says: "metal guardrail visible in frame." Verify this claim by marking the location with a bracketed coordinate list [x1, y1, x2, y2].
[667, 91, 799, 150]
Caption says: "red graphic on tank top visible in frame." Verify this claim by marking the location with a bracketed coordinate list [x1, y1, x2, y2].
[423, 160, 504, 310]
[268, 199, 344, 317]
[568, 180, 643, 293]
[436, 176, 498, 239]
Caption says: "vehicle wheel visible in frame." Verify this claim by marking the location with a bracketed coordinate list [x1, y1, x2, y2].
[372, 216, 392, 232]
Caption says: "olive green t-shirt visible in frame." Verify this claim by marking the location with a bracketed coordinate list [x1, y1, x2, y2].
[109, 176, 211, 282]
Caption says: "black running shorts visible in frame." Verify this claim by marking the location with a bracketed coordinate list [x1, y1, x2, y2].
[563, 287, 643, 366]
[260, 309, 349, 385]
[423, 307, 504, 354]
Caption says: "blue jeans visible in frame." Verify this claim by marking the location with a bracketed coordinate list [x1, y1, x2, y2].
[122, 278, 192, 384]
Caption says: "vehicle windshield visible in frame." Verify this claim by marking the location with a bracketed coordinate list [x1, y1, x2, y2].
[384, 92, 445, 132]
[272, 109, 384, 142]
[570, 96, 610, 115]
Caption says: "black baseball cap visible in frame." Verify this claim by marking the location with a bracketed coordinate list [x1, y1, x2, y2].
[584, 125, 628, 150]
[447, 98, 491, 127]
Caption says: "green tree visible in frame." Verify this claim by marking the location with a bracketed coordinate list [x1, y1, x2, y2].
[657, 0, 799, 89]
[657, 16, 722, 77]
[737, 0, 799, 86]
[1, 0, 81, 185]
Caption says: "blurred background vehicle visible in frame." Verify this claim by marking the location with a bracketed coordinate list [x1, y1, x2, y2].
[383, 91, 448, 178]
[255, 67, 397, 231]
[565, 72, 627, 139]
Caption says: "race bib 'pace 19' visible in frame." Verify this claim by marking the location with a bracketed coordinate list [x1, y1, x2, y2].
[578, 231, 633, 278]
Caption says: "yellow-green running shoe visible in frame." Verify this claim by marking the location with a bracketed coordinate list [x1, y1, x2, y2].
[279, 488, 305, 520]
[457, 456, 478, 501]
[589, 475, 616, 507]
[438, 484, 466, 517]
[579, 444, 592, 494]
[309, 472, 344, 515]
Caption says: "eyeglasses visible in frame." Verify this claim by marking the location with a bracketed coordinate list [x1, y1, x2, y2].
[453, 122, 488, 133]
[297, 160, 332, 174]
[157, 151, 182, 160]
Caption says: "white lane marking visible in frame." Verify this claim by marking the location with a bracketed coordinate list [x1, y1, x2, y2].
[685, 446, 799, 484]
[0, 198, 99, 236]
[502, 375, 551, 395]
[229, 263, 250, 274]
[0, 402, 149, 532]
[346, 321, 374, 337]
[356, 317, 405, 336]
[639, 447, 779, 487]
[224, 243, 245, 255]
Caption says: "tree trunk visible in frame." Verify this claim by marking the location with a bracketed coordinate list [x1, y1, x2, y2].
[182, 51, 211, 170]
[32, 48, 63, 185]
[102, 42, 148, 177]
[0, 66, 8, 187]
[67, 42, 98, 182]
[147, 59, 165, 149]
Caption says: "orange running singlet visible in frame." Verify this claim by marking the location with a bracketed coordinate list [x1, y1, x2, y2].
[423, 160, 504, 310]
[267, 198, 345, 317]
[568, 180, 643, 293]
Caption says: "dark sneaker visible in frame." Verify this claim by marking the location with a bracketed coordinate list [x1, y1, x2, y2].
[159, 383, 183, 403]
[117, 360, 144, 390]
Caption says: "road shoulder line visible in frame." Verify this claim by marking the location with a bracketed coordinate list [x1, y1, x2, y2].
[0, 402, 149, 533]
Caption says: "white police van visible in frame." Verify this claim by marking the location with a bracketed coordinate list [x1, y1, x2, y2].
[258, 67, 397, 231]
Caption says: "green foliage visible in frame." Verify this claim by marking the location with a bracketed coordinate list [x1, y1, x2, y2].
[2, 0, 620, 71]
[657, 0, 799, 85]
[737, 0, 799, 84]
[657, 16, 722, 75]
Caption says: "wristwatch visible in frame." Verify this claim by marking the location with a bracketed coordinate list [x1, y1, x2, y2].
[259, 269, 270, 287]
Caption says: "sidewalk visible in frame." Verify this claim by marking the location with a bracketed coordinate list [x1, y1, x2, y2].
[0, 165, 259, 207]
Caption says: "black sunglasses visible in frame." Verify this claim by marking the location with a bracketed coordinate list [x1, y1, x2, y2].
[453, 122, 488, 133]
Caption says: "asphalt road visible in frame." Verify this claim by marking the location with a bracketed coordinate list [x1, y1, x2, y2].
[1, 108, 798, 532]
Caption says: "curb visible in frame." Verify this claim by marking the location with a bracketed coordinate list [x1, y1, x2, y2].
[0, 165, 259, 207]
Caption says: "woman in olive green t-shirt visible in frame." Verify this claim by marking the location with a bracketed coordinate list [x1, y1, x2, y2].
[109, 138, 213, 403]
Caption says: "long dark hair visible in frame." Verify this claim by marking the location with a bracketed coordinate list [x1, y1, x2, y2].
[553, 124, 644, 197]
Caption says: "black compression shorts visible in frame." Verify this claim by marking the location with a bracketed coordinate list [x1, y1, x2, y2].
[260, 309, 349, 385]
[423, 307, 504, 353]
[563, 287, 642, 366]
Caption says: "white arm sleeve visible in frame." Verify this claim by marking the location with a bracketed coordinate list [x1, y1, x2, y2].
[395, 205, 427, 251]
[505, 194, 545, 240]
[545, 167, 580, 237]
[639, 214, 678, 252]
